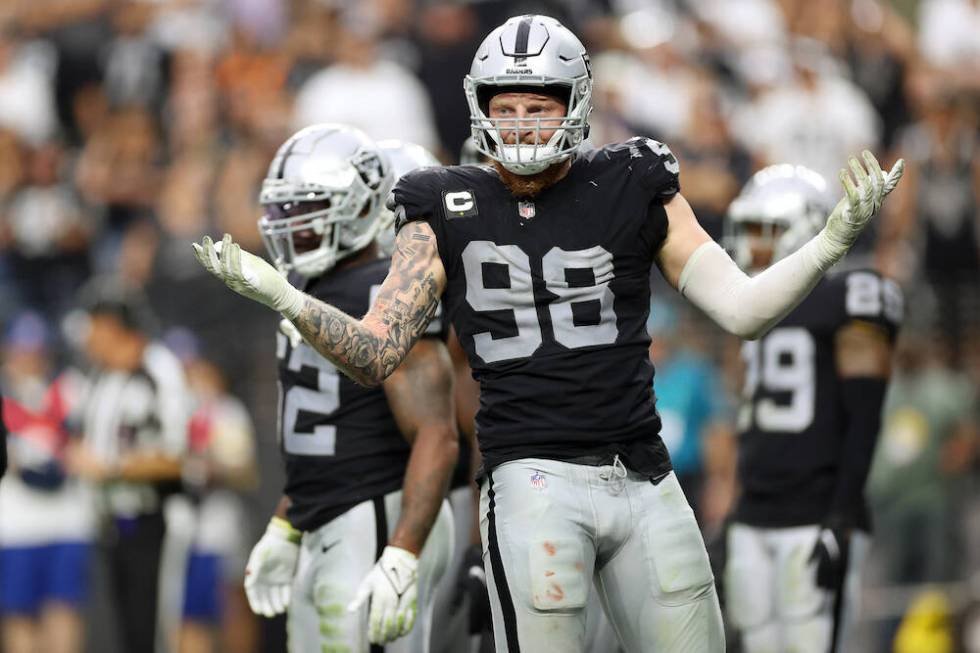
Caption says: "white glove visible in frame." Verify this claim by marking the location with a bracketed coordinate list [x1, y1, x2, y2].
[815, 150, 904, 265]
[348, 545, 419, 644]
[192, 233, 306, 320]
[244, 517, 302, 617]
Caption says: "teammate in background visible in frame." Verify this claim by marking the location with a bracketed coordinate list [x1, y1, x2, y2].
[240, 124, 457, 652]
[193, 15, 903, 652]
[166, 329, 258, 653]
[377, 138, 484, 653]
[0, 313, 93, 653]
[722, 165, 902, 653]
[67, 281, 190, 653]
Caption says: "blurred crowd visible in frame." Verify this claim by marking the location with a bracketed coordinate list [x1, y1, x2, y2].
[0, 0, 977, 651]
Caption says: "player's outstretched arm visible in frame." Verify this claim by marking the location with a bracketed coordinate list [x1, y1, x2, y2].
[660, 151, 904, 339]
[192, 222, 446, 386]
[349, 337, 459, 645]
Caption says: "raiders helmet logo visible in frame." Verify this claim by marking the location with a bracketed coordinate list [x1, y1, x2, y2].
[443, 190, 479, 219]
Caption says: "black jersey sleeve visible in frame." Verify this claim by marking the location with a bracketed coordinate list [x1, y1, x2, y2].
[389, 168, 441, 234]
[625, 137, 681, 203]
[837, 269, 903, 339]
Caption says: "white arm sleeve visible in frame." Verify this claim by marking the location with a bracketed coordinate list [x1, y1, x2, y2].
[678, 231, 841, 340]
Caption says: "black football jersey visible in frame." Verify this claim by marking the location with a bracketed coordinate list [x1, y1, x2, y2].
[278, 257, 443, 531]
[734, 269, 903, 529]
[391, 138, 681, 477]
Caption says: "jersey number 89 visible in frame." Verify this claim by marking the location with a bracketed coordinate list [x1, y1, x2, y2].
[462, 241, 617, 363]
[740, 328, 816, 433]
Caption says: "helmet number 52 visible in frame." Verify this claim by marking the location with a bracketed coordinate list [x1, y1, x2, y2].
[461, 241, 617, 363]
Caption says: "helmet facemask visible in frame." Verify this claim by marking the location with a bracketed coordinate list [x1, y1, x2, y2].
[465, 78, 591, 175]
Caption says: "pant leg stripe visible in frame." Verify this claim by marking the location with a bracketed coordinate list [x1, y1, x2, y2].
[828, 539, 851, 653]
[371, 496, 388, 653]
[487, 471, 521, 653]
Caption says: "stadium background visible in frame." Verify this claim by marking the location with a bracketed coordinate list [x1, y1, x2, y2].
[0, 0, 977, 651]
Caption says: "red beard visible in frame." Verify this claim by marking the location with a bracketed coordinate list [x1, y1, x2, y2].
[492, 159, 573, 199]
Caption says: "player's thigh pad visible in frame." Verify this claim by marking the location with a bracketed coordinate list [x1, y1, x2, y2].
[598, 471, 723, 653]
[725, 523, 776, 630]
[480, 459, 595, 652]
[637, 473, 715, 606]
[288, 497, 386, 653]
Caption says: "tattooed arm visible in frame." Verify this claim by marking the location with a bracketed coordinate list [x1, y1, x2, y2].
[383, 336, 458, 554]
[290, 221, 446, 386]
[192, 222, 444, 386]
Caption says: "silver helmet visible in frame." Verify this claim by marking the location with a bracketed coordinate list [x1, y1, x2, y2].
[258, 124, 392, 277]
[464, 15, 593, 175]
[375, 139, 441, 257]
[725, 164, 834, 270]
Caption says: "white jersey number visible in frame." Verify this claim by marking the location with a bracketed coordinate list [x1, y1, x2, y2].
[461, 241, 618, 363]
[277, 334, 340, 456]
[740, 327, 815, 433]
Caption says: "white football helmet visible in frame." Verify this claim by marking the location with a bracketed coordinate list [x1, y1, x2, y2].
[375, 139, 441, 257]
[725, 164, 835, 271]
[464, 15, 593, 175]
[258, 124, 393, 277]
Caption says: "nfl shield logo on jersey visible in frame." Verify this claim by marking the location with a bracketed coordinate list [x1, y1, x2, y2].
[530, 471, 547, 490]
[517, 200, 536, 220]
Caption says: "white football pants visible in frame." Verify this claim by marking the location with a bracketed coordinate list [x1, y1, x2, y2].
[480, 458, 724, 653]
[288, 490, 454, 653]
[431, 485, 478, 653]
[725, 522, 870, 653]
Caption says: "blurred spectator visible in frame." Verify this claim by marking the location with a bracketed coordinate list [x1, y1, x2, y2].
[74, 105, 161, 261]
[165, 329, 258, 653]
[214, 26, 290, 141]
[671, 73, 753, 240]
[292, 7, 438, 150]
[0, 311, 94, 653]
[918, 0, 980, 80]
[0, 25, 58, 146]
[882, 86, 979, 358]
[840, 0, 915, 150]
[65, 280, 189, 653]
[150, 0, 229, 57]
[591, 41, 700, 144]
[868, 335, 977, 587]
[165, 50, 220, 155]
[1, 140, 93, 322]
[414, 1, 483, 160]
[102, 3, 166, 112]
[731, 37, 879, 184]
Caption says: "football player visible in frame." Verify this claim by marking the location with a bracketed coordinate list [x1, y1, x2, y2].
[239, 124, 457, 652]
[377, 138, 482, 653]
[723, 164, 902, 653]
[193, 15, 903, 652]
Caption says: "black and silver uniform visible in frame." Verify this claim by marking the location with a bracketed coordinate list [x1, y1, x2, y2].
[278, 257, 443, 532]
[734, 269, 902, 529]
[392, 138, 680, 477]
